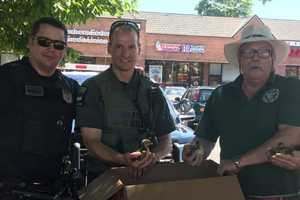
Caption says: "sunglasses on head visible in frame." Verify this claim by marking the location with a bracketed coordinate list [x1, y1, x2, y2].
[35, 36, 66, 51]
[109, 20, 140, 36]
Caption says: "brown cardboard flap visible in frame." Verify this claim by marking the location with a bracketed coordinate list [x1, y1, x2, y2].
[119, 160, 219, 185]
[80, 160, 244, 200]
[79, 170, 124, 200]
[125, 176, 244, 200]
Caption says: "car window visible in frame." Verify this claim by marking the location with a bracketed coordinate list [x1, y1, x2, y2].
[198, 89, 213, 103]
[62, 71, 98, 85]
[184, 89, 192, 100]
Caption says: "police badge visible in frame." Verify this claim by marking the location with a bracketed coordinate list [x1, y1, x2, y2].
[262, 88, 280, 103]
[62, 89, 73, 103]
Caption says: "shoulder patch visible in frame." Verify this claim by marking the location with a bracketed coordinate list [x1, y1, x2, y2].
[76, 86, 88, 107]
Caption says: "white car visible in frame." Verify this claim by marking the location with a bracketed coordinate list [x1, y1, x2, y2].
[164, 86, 186, 103]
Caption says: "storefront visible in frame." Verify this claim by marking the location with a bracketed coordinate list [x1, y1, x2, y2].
[145, 60, 204, 86]
[4, 12, 299, 86]
[64, 13, 300, 86]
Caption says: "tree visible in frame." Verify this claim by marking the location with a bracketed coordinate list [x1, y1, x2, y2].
[195, 0, 271, 17]
[0, 0, 137, 55]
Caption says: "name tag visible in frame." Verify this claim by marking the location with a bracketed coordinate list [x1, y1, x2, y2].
[25, 85, 44, 96]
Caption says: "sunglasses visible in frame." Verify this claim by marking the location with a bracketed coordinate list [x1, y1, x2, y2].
[109, 20, 140, 36]
[36, 36, 66, 50]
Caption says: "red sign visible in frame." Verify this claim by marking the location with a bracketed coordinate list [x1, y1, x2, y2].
[289, 48, 300, 57]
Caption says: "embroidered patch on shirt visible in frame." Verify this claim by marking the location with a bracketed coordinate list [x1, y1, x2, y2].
[62, 89, 73, 104]
[25, 85, 44, 96]
[76, 86, 88, 107]
[262, 88, 280, 103]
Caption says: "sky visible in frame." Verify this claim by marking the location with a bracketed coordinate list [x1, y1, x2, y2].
[137, 0, 300, 20]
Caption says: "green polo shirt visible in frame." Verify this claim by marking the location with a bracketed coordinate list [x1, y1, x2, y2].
[195, 73, 300, 196]
[77, 67, 175, 137]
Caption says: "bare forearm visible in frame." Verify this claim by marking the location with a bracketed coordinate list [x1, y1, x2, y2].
[152, 134, 172, 160]
[239, 124, 300, 168]
[81, 127, 126, 166]
[89, 142, 125, 165]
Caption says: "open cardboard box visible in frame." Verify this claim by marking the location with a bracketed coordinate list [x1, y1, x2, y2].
[80, 160, 245, 200]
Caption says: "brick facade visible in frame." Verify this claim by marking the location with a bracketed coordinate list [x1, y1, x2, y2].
[65, 14, 300, 86]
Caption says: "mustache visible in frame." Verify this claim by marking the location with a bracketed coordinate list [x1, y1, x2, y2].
[248, 65, 262, 70]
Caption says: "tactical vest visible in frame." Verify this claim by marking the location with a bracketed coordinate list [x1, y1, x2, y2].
[0, 61, 75, 178]
[95, 70, 156, 153]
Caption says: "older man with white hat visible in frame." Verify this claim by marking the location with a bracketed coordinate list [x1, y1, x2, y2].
[183, 24, 300, 199]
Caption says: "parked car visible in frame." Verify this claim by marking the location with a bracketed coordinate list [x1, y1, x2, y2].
[163, 86, 186, 103]
[64, 71, 195, 162]
[62, 71, 99, 85]
[175, 86, 215, 130]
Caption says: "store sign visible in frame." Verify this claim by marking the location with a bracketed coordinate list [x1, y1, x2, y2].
[155, 41, 205, 54]
[67, 28, 109, 44]
[286, 41, 300, 57]
[286, 41, 300, 47]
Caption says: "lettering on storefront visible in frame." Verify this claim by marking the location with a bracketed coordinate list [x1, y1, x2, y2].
[286, 41, 300, 57]
[155, 41, 205, 54]
[67, 28, 109, 44]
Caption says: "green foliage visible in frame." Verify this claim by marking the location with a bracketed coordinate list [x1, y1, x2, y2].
[195, 0, 272, 17]
[259, 0, 272, 4]
[61, 47, 82, 66]
[0, 0, 137, 55]
[195, 0, 252, 17]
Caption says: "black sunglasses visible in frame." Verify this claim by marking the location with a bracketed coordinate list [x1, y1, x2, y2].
[35, 36, 66, 50]
[109, 20, 140, 36]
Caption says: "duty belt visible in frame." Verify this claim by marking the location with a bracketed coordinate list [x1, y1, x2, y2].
[0, 180, 56, 200]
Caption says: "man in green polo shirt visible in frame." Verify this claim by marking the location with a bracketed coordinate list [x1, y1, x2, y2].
[76, 20, 175, 182]
[183, 25, 300, 199]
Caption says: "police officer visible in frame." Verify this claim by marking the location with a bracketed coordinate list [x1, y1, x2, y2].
[76, 20, 175, 181]
[0, 17, 79, 199]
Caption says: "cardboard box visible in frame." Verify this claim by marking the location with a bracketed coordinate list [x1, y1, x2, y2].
[80, 160, 245, 200]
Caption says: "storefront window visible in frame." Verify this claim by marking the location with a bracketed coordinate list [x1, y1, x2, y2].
[209, 63, 222, 86]
[145, 60, 203, 86]
[78, 56, 96, 64]
[286, 65, 300, 79]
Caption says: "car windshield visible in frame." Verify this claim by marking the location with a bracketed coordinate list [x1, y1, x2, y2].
[62, 71, 98, 85]
[198, 89, 212, 104]
[165, 87, 186, 96]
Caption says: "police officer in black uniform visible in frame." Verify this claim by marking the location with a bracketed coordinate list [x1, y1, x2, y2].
[0, 17, 79, 199]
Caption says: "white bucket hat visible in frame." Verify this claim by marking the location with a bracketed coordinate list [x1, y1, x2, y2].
[224, 25, 289, 67]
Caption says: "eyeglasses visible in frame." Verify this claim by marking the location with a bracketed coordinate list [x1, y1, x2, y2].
[240, 48, 272, 59]
[109, 20, 139, 36]
[36, 36, 66, 50]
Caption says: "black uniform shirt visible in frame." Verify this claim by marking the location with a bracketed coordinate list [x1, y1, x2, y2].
[195, 73, 300, 196]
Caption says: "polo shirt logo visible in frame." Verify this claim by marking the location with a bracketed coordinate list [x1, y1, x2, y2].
[262, 88, 280, 103]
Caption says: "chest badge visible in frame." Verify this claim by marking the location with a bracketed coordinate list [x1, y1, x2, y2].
[262, 88, 280, 103]
[62, 89, 73, 104]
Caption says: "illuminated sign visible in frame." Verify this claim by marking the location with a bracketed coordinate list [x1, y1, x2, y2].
[286, 41, 300, 47]
[155, 41, 205, 54]
[67, 28, 109, 44]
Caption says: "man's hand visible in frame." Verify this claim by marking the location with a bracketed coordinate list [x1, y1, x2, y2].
[217, 159, 240, 175]
[271, 153, 300, 170]
[124, 150, 158, 178]
[182, 143, 204, 166]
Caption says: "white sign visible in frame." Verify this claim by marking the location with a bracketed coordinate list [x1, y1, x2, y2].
[149, 65, 162, 83]
[67, 28, 109, 44]
[286, 41, 300, 47]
